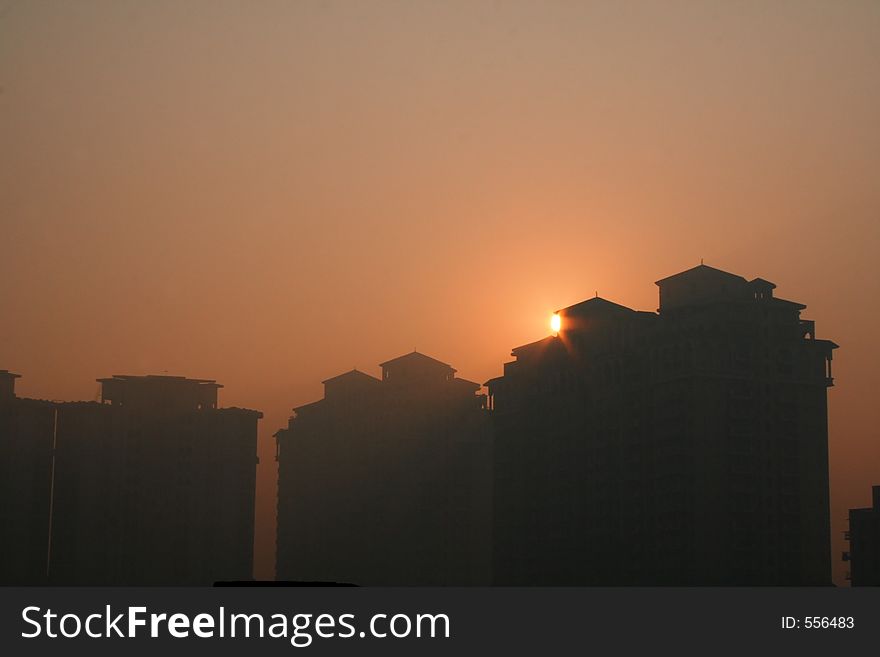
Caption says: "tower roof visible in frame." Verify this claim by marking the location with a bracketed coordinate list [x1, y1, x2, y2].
[655, 263, 747, 286]
[556, 296, 636, 316]
[321, 369, 381, 386]
[379, 351, 456, 373]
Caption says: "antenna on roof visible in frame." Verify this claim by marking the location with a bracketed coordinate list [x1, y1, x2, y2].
[595, 290, 598, 298]
[700, 258, 704, 265]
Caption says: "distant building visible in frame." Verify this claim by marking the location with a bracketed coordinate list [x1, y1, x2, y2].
[0, 369, 20, 401]
[845, 486, 880, 586]
[49, 374, 262, 585]
[487, 265, 837, 585]
[0, 371, 54, 585]
[0, 372, 261, 585]
[275, 352, 493, 585]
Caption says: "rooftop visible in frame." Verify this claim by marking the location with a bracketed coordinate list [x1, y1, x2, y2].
[655, 263, 748, 286]
[556, 296, 636, 317]
[96, 374, 222, 388]
[321, 369, 381, 386]
[379, 351, 456, 373]
[451, 377, 481, 392]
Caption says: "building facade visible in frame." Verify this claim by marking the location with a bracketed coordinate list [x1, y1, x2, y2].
[845, 486, 880, 586]
[0, 371, 55, 584]
[275, 352, 493, 585]
[0, 373, 261, 585]
[487, 265, 837, 585]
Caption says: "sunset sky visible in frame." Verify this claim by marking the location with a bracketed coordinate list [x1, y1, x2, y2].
[2, 1, 878, 583]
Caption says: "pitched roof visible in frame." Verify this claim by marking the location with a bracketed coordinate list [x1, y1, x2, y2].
[292, 399, 324, 414]
[511, 335, 561, 357]
[749, 277, 777, 289]
[767, 297, 807, 311]
[655, 263, 747, 286]
[379, 351, 455, 372]
[451, 377, 481, 392]
[556, 296, 636, 316]
[321, 369, 381, 385]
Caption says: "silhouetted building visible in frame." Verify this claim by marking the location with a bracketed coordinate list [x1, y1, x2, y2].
[47, 374, 262, 585]
[487, 265, 837, 585]
[275, 352, 492, 585]
[1, 372, 261, 585]
[0, 372, 54, 585]
[845, 486, 880, 586]
[0, 369, 19, 401]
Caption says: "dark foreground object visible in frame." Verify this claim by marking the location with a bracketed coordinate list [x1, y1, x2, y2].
[215, 580, 357, 587]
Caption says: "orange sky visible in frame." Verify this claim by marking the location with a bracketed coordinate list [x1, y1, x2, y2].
[2, 1, 878, 583]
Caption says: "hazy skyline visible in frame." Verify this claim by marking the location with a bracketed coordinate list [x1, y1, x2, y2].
[2, 1, 878, 582]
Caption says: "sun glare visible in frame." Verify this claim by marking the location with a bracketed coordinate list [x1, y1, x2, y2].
[550, 313, 561, 334]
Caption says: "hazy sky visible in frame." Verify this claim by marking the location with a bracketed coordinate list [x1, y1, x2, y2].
[2, 1, 878, 582]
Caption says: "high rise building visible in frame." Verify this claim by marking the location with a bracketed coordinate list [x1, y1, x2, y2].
[0, 372, 262, 585]
[487, 265, 837, 585]
[49, 374, 262, 585]
[275, 352, 493, 585]
[0, 371, 54, 585]
[845, 486, 880, 586]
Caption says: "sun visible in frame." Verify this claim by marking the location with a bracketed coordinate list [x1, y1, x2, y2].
[550, 313, 561, 334]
